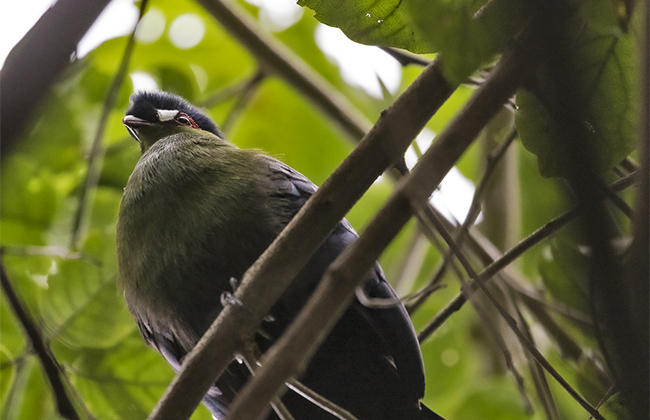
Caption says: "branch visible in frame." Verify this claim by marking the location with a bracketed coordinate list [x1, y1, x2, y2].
[147, 54, 456, 420]
[0, 261, 80, 420]
[417, 170, 638, 340]
[414, 191, 607, 420]
[0, 0, 111, 157]
[195, 0, 372, 142]
[224, 19, 544, 420]
[381, 47, 430, 67]
[407, 129, 518, 313]
[70, 0, 147, 248]
[221, 69, 266, 134]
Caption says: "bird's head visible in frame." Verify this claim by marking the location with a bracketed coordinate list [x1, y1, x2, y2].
[123, 91, 224, 153]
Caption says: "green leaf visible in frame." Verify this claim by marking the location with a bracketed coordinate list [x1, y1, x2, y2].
[538, 237, 591, 315]
[70, 334, 174, 420]
[405, 0, 523, 82]
[0, 357, 58, 420]
[299, 0, 526, 82]
[298, 0, 430, 53]
[517, 144, 570, 277]
[515, 21, 638, 178]
[1, 157, 60, 229]
[40, 230, 133, 349]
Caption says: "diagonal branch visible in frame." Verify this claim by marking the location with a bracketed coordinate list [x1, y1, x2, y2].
[224, 18, 545, 420]
[0, 0, 111, 157]
[417, 170, 639, 341]
[70, 0, 147, 248]
[147, 51, 456, 420]
[0, 261, 80, 420]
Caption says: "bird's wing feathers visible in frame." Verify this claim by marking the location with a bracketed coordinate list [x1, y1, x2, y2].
[136, 317, 249, 419]
[264, 157, 316, 212]
[264, 156, 426, 398]
[354, 266, 427, 398]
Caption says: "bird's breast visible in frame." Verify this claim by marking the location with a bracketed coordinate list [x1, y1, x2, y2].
[117, 137, 281, 342]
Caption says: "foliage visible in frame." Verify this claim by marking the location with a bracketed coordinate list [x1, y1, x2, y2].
[1, 0, 645, 419]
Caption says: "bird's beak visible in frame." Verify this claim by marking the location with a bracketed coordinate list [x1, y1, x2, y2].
[123, 115, 152, 128]
[122, 115, 151, 142]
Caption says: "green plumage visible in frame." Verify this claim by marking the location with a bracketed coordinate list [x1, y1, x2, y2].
[117, 131, 283, 350]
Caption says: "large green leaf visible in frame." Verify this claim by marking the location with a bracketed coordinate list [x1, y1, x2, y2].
[515, 14, 638, 178]
[0, 357, 58, 420]
[69, 333, 212, 420]
[405, 0, 526, 82]
[39, 228, 133, 350]
[297, 0, 429, 53]
[299, 0, 526, 81]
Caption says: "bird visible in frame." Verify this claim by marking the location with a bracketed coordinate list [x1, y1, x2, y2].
[116, 90, 445, 420]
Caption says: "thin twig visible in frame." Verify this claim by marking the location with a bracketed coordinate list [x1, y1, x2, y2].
[619, 156, 638, 174]
[412, 196, 607, 420]
[408, 129, 518, 313]
[1, 245, 102, 266]
[597, 179, 634, 219]
[239, 347, 295, 420]
[0, 262, 80, 420]
[240, 346, 357, 420]
[221, 69, 266, 134]
[380, 47, 430, 67]
[417, 203, 534, 413]
[198, 70, 266, 108]
[512, 294, 559, 420]
[285, 380, 359, 420]
[417, 170, 638, 340]
[70, 0, 148, 248]
[417, 209, 577, 342]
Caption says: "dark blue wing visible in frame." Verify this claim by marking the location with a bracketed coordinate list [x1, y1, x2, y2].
[263, 156, 427, 402]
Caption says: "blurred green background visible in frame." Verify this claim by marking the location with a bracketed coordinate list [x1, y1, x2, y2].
[1, 0, 642, 419]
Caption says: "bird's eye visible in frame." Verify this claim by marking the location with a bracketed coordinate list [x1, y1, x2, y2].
[173, 112, 200, 129]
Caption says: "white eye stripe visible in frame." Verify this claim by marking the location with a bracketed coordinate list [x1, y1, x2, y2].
[157, 109, 179, 122]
